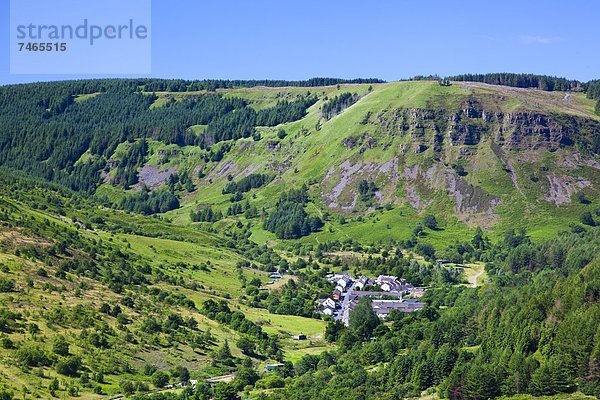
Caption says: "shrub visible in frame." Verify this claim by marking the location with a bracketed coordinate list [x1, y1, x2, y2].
[52, 336, 69, 356]
[16, 343, 53, 367]
[255, 374, 285, 389]
[416, 243, 436, 261]
[0, 278, 14, 293]
[581, 211, 596, 226]
[56, 356, 82, 377]
[170, 365, 190, 382]
[152, 370, 169, 388]
[236, 337, 255, 355]
[119, 380, 135, 395]
[423, 215, 438, 230]
[49, 378, 59, 391]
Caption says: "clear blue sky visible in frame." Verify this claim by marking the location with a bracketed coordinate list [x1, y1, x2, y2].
[1, 0, 598, 84]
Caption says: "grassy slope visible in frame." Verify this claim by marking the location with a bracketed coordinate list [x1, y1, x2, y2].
[0, 192, 326, 398]
[151, 81, 598, 248]
[1, 81, 598, 397]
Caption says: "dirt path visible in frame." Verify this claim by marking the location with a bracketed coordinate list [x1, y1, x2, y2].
[207, 374, 235, 383]
[466, 264, 486, 287]
[469, 269, 484, 287]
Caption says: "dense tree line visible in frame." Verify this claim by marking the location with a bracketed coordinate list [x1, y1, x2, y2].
[112, 139, 149, 188]
[0, 80, 315, 197]
[190, 205, 223, 222]
[321, 92, 360, 120]
[587, 80, 600, 99]
[120, 188, 180, 214]
[223, 173, 273, 194]
[0, 82, 240, 193]
[586, 80, 600, 115]
[264, 186, 323, 239]
[205, 96, 317, 145]
[445, 73, 584, 91]
[142, 78, 385, 92]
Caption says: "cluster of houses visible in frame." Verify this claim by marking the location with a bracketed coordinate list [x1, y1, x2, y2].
[318, 274, 425, 324]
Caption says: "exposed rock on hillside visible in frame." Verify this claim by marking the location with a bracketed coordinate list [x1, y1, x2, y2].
[545, 174, 591, 205]
[319, 100, 598, 224]
[374, 104, 600, 154]
[323, 159, 399, 211]
[138, 165, 176, 189]
[445, 170, 500, 216]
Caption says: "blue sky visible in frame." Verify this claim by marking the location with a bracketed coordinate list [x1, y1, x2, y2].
[1, 0, 598, 84]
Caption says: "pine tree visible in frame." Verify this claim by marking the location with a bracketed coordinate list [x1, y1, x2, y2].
[215, 339, 233, 365]
[349, 297, 380, 340]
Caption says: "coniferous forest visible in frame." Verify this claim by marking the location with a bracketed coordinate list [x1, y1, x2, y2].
[0, 73, 598, 400]
[0, 80, 316, 195]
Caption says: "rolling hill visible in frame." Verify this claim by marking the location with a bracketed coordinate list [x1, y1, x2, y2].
[90, 80, 599, 246]
[0, 76, 598, 399]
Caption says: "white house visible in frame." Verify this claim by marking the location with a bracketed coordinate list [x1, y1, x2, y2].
[322, 306, 334, 316]
[354, 276, 368, 290]
[408, 287, 426, 297]
[336, 274, 352, 289]
[322, 298, 336, 309]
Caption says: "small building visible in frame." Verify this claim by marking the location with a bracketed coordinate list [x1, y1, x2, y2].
[322, 306, 334, 316]
[336, 274, 352, 289]
[332, 289, 342, 301]
[319, 298, 336, 309]
[376, 275, 397, 285]
[293, 334, 307, 340]
[385, 282, 412, 293]
[326, 273, 341, 283]
[371, 299, 425, 319]
[265, 363, 285, 372]
[354, 276, 368, 290]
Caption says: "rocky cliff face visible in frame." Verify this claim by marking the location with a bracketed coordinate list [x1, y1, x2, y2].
[320, 102, 599, 226]
[372, 103, 599, 154]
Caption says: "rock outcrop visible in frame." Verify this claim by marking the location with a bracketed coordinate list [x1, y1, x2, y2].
[374, 104, 600, 154]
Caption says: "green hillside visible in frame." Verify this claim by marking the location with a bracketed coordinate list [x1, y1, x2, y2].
[0, 176, 329, 398]
[0, 76, 598, 400]
[149, 81, 599, 246]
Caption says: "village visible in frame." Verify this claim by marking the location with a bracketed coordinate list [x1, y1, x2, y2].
[318, 273, 426, 325]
